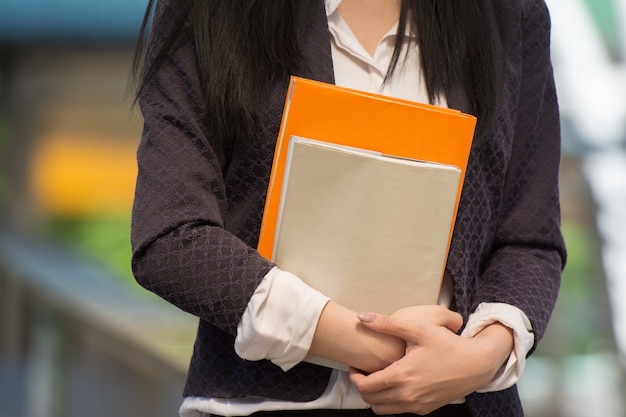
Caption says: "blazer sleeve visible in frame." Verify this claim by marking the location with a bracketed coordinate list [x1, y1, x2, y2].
[130, 3, 274, 336]
[474, 0, 566, 353]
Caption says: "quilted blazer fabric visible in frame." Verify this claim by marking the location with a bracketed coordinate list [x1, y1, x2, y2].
[131, 0, 566, 415]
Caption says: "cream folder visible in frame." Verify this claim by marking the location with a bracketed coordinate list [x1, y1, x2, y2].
[273, 136, 461, 317]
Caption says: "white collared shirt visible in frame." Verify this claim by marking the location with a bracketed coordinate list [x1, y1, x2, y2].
[180, 2, 533, 416]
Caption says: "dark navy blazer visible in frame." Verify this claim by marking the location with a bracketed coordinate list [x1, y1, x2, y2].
[131, 0, 566, 415]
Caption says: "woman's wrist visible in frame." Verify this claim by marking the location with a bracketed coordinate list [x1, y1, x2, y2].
[309, 301, 405, 372]
[472, 322, 515, 380]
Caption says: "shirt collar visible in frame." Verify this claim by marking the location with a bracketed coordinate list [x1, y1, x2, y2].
[324, 0, 415, 39]
[324, 0, 342, 17]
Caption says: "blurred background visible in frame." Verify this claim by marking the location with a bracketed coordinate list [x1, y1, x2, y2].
[0, 0, 624, 416]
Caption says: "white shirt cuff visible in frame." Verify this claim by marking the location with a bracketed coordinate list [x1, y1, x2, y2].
[460, 302, 535, 392]
[235, 266, 331, 371]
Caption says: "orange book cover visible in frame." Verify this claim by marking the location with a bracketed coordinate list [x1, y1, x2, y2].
[258, 76, 476, 260]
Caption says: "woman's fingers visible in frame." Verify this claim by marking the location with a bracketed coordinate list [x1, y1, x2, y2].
[349, 362, 445, 416]
[355, 305, 462, 344]
[391, 305, 463, 332]
[356, 312, 427, 343]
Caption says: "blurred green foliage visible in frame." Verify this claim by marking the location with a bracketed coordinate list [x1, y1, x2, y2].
[583, 0, 622, 59]
[46, 213, 137, 289]
[537, 220, 613, 356]
[561, 221, 598, 295]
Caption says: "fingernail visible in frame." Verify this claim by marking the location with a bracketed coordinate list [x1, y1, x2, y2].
[357, 312, 375, 323]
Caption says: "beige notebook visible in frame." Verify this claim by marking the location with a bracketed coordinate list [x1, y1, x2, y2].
[274, 136, 460, 312]
[274, 136, 461, 370]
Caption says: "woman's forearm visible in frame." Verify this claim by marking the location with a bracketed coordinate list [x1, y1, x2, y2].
[309, 301, 406, 373]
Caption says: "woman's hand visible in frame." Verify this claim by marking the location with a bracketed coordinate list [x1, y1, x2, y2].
[349, 308, 513, 415]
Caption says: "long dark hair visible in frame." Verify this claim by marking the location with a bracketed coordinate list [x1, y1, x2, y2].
[132, 0, 496, 141]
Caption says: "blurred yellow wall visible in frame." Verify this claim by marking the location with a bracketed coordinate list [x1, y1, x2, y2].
[30, 132, 138, 216]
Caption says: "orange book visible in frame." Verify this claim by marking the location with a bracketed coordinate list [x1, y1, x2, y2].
[258, 76, 476, 260]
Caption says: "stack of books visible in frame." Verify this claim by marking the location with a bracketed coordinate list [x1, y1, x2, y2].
[259, 76, 476, 315]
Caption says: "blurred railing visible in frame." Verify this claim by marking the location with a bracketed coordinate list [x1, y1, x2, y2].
[0, 233, 197, 417]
